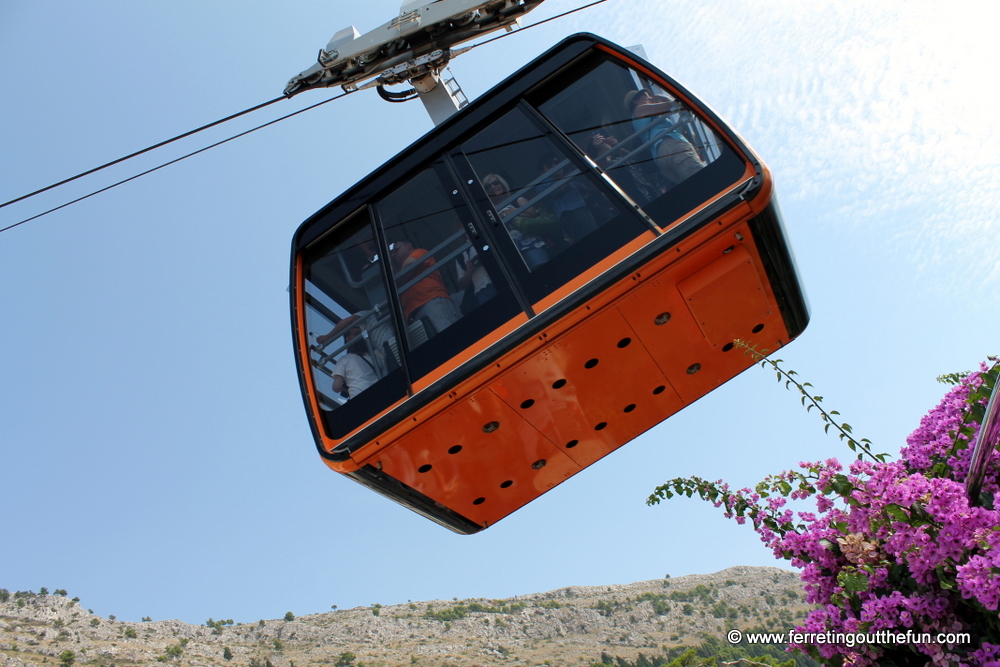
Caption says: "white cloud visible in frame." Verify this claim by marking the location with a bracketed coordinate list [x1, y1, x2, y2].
[563, 0, 1000, 291]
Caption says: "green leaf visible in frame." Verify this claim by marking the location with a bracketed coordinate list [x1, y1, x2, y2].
[936, 566, 956, 590]
[930, 462, 950, 477]
[883, 504, 909, 522]
[830, 475, 854, 497]
[838, 570, 870, 594]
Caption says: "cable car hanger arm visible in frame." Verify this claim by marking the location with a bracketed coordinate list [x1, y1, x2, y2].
[283, 0, 546, 97]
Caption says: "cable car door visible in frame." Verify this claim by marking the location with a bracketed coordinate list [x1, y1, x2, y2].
[451, 103, 652, 311]
[373, 159, 526, 387]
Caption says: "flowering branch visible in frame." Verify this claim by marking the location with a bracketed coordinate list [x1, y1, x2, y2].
[649, 355, 1000, 666]
[734, 340, 887, 463]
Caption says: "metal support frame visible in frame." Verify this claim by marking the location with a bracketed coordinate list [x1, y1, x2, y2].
[415, 69, 468, 125]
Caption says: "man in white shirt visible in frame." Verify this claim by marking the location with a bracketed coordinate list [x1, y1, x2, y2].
[330, 326, 378, 399]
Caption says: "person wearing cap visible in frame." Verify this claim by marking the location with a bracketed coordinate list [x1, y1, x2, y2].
[624, 88, 705, 187]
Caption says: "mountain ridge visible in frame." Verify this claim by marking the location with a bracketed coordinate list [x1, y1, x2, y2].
[1, 566, 813, 667]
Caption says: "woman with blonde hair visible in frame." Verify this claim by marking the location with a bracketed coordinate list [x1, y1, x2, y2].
[482, 173, 553, 270]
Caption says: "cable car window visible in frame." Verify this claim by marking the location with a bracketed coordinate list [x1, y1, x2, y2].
[459, 106, 646, 304]
[375, 161, 522, 381]
[534, 56, 746, 227]
[301, 209, 407, 439]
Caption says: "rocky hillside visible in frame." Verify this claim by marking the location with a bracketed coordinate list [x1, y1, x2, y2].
[0, 566, 813, 667]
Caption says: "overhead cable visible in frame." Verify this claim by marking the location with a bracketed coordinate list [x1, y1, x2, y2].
[0, 0, 611, 233]
[0, 92, 351, 234]
[0, 95, 287, 211]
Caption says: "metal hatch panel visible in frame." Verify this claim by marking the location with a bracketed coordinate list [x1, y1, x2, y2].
[677, 244, 771, 348]
[616, 222, 787, 404]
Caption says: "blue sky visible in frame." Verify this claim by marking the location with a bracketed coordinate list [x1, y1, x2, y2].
[2, 0, 998, 625]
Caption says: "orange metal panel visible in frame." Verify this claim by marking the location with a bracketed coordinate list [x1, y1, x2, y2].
[488, 306, 684, 468]
[373, 389, 580, 527]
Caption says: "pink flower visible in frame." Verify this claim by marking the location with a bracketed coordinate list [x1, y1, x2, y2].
[702, 363, 1000, 665]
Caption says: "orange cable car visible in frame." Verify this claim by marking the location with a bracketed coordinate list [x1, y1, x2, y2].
[290, 34, 809, 533]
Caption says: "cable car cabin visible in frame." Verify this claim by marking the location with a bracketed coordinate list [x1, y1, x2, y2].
[290, 34, 809, 534]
